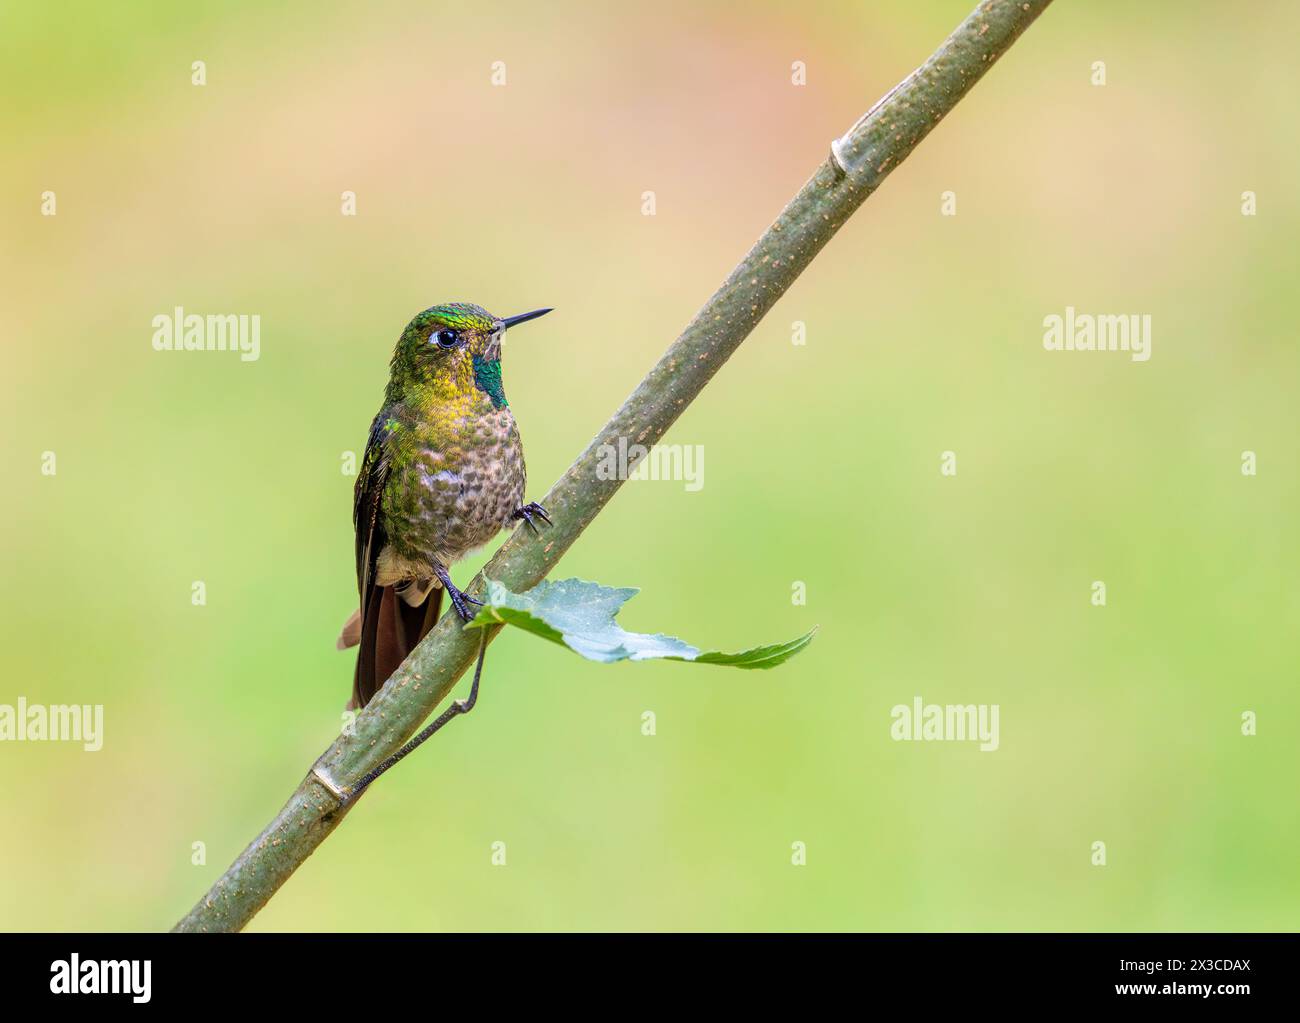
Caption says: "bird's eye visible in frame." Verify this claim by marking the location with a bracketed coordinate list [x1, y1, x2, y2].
[434, 328, 460, 350]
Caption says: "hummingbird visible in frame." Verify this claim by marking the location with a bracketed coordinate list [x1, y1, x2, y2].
[337, 302, 553, 709]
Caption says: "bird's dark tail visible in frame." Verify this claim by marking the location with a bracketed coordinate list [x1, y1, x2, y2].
[347, 585, 442, 709]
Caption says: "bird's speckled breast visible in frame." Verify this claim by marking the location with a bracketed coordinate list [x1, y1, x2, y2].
[382, 406, 525, 569]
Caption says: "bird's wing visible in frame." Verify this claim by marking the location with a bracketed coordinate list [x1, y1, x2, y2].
[354, 410, 391, 606]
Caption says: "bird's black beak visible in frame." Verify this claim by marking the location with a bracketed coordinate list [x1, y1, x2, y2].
[498, 308, 553, 331]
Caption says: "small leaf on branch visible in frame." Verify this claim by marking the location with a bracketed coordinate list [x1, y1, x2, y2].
[467, 577, 816, 669]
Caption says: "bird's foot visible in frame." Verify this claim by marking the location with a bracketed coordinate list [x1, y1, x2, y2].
[433, 564, 485, 623]
[512, 501, 553, 535]
[447, 586, 484, 624]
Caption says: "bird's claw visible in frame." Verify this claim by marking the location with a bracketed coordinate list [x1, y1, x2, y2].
[513, 501, 553, 535]
[447, 587, 484, 623]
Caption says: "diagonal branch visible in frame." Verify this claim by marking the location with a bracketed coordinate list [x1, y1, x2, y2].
[174, 0, 1054, 932]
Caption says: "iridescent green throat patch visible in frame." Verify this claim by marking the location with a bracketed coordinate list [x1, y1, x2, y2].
[472, 355, 508, 409]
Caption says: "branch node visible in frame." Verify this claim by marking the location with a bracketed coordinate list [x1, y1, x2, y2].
[309, 761, 350, 805]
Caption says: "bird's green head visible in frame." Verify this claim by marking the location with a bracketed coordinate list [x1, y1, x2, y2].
[387, 302, 552, 410]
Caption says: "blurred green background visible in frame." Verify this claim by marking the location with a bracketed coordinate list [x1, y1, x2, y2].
[2, 0, 1297, 932]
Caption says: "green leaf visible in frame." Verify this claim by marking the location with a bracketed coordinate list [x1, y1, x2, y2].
[467, 577, 815, 669]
